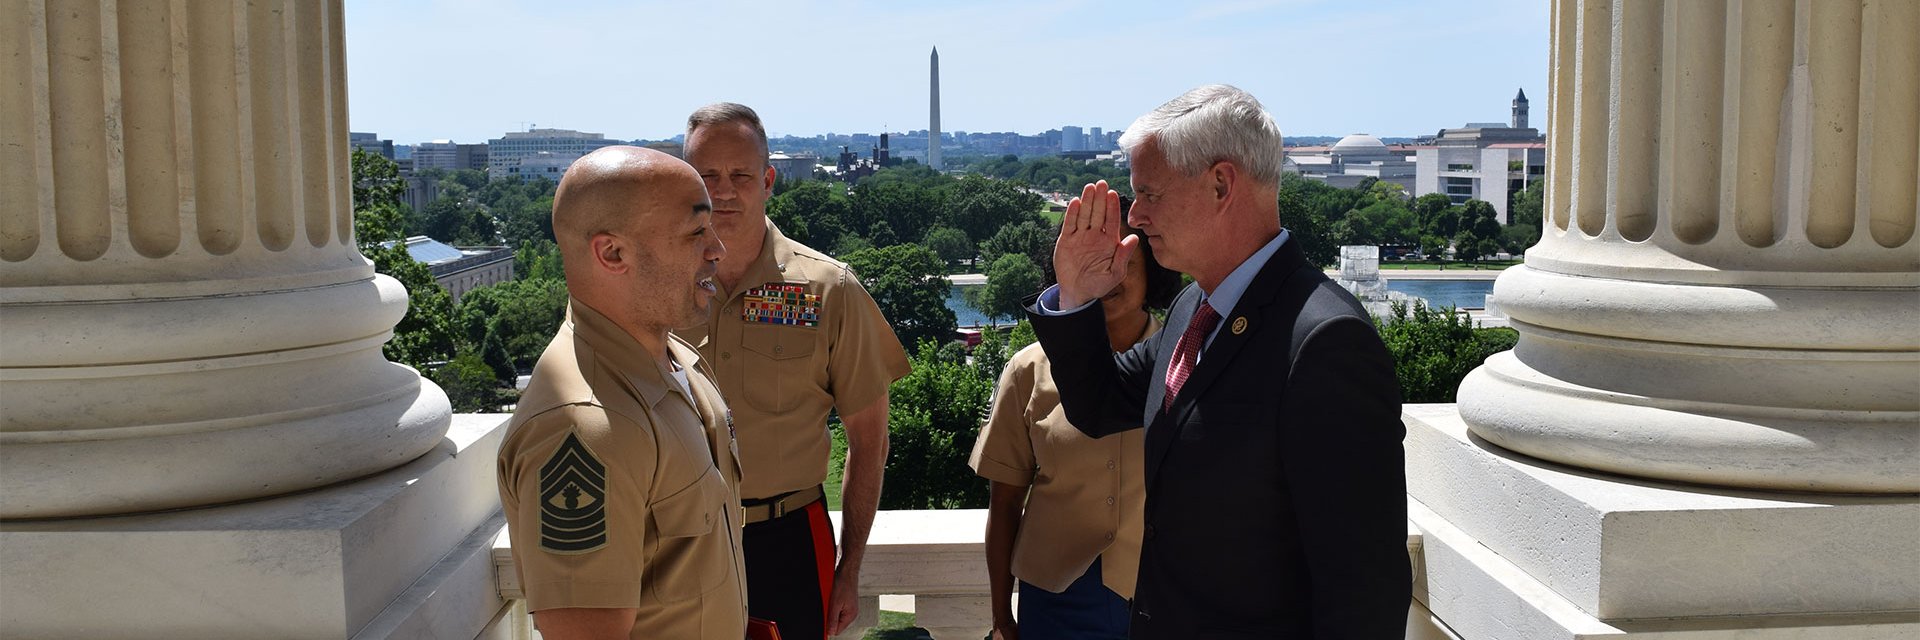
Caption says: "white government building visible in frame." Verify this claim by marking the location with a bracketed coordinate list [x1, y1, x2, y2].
[1, 1, 1915, 639]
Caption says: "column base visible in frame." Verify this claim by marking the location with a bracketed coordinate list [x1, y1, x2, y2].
[0, 414, 511, 639]
[1405, 404, 1920, 638]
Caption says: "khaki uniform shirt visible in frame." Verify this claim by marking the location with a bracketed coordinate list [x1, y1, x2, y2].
[968, 316, 1161, 600]
[675, 220, 911, 500]
[499, 299, 747, 639]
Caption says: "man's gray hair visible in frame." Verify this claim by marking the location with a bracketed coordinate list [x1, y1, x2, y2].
[1117, 84, 1285, 186]
[687, 102, 769, 161]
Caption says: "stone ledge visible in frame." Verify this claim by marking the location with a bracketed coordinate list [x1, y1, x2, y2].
[1413, 499, 1920, 640]
[1405, 404, 1920, 621]
[0, 413, 511, 639]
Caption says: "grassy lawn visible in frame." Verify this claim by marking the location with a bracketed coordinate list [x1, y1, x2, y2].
[1040, 209, 1064, 225]
[865, 611, 932, 640]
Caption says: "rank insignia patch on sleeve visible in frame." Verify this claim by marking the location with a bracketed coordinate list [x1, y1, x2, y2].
[538, 432, 608, 554]
[742, 283, 821, 327]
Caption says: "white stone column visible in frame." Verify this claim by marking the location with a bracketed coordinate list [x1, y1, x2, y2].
[1408, 2, 1920, 638]
[1458, 0, 1919, 493]
[0, 0, 450, 518]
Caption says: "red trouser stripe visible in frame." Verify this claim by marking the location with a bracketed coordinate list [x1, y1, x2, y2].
[806, 500, 837, 632]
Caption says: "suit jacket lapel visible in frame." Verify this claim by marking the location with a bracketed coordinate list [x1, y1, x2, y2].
[1142, 287, 1200, 481]
[1147, 240, 1314, 475]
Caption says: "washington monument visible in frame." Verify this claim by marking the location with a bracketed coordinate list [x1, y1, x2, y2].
[929, 47, 942, 171]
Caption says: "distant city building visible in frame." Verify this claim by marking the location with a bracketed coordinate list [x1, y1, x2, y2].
[500, 151, 578, 183]
[1061, 125, 1085, 152]
[485, 128, 620, 178]
[1285, 134, 1420, 191]
[389, 236, 515, 305]
[412, 140, 490, 172]
[640, 140, 683, 158]
[1089, 127, 1105, 151]
[1512, 88, 1529, 129]
[1411, 88, 1546, 222]
[402, 175, 440, 214]
[349, 132, 393, 159]
[769, 152, 819, 181]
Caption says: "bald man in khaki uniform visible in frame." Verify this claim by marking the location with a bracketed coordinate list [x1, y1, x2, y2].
[676, 103, 911, 640]
[497, 146, 745, 639]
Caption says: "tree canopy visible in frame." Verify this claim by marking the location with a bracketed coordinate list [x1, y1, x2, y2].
[842, 243, 958, 351]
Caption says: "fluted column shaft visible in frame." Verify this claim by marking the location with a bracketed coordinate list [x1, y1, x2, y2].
[0, 0, 449, 518]
[1459, 0, 1918, 493]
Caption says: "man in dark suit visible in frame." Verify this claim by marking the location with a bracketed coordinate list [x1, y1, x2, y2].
[1028, 84, 1409, 639]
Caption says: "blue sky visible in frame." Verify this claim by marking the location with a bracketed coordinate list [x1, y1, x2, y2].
[345, 0, 1550, 145]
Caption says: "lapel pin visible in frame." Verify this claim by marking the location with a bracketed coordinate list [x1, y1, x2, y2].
[1231, 316, 1249, 335]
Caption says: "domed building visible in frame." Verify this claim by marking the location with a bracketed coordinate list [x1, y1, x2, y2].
[1283, 133, 1419, 191]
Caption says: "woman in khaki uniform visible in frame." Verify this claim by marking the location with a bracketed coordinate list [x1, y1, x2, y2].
[971, 214, 1183, 640]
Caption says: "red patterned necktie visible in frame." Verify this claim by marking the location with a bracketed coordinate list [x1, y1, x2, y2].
[1163, 301, 1220, 410]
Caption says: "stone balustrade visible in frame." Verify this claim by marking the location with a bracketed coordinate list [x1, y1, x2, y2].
[490, 507, 1433, 639]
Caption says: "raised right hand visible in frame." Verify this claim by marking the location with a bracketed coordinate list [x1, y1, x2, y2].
[1053, 180, 1138, 310]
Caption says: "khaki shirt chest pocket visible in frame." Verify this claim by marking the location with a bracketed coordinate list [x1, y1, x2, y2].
[739, 324, 818, 412]
[644, 465, 732, 603]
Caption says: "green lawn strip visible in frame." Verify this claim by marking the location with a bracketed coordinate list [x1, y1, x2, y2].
[865, 611, 931, 639]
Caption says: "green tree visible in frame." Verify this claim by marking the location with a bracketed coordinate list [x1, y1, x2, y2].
[766, 180, 852, 250]
[1453, 200, 1504, 261]
[1510, 178, 1545, 229]
[965, 253, 1043, 323]
[851, 181, 942, 241]
[923, 226, 974, 265]
[842, 243, 957, 351]
[456, 278, 570, 370]
[435, 350, 502, 413]
[1278, 174, 1338, 266]
[351, 149, 458, 373]
[979, 220, 1056, 283]
[1335, 199, 1420, 247]
[515, 239, 565, 281]
[881, 340, 996, 509]
[1410, 193, 1454, 232]
[1377, 301, 1517, 403]
[480, 330, 516, 385]
[421, 184, 497, 246]
[941, 175, 1044, 244]
[370, 244, 459, 371]
[350, 148, 410, 244]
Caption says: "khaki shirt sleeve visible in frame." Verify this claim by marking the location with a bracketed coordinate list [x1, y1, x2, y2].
[826, 267, 912, 415]
[501, 406, 653, 612]
[970, 350, 1038, 487]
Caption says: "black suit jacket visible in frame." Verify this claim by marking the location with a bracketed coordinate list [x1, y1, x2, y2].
[1027, 237, 1408, 639]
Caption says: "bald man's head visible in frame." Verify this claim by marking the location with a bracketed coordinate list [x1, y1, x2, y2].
[550, 146, 724, 341]
[553, 146, 707, 251]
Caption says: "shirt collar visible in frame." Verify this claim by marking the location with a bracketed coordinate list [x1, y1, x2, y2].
[729, 217, 802, 300]
[565, 297, 700, 408]
[1199, 228, 1291, 318]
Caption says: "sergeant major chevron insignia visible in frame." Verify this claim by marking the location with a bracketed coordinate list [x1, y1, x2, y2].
[539, 432, 608, 554]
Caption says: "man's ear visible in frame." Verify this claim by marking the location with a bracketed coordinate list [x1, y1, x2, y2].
[1210, 161, 1238, 210]
[763, 164, 778, 193]
[589, 232, 627, 274]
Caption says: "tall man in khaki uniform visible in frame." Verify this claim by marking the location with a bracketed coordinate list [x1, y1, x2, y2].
[497, 146, 746, 639]
[676, 103, 912, 640]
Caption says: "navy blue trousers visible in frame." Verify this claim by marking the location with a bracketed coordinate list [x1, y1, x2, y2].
[1017, 557, 1131, 639]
